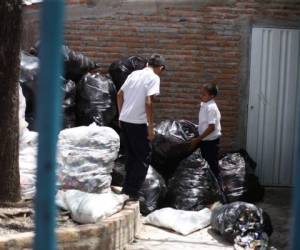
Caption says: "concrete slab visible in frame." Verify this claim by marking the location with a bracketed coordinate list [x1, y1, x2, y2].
[126, 224, 233, 250]
[126, 187, 292, 250]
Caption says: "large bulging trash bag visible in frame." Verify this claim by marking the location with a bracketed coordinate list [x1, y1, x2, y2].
[111, 160, 167, 215]
[57, 123, 120, 193]
[62, 79, 77, 128]
[211, 202, 273, 249]
[19, 86, 38, 199]
[61, 45, 99, 82]
[111, 155, 127, 187]
[165, 150, 219, 211]
[19, 51, 39, 130]
[155, 120, 198, 141]
[239, 149, 265, 202]
[151, 120, 199, 180]
[218, 153, 246, 202]
[138, 166, 167, 215]
[218, 150, 264, 203]
[30, 42, 99, 82]
[19, 86, 28, 136]
[20, 51, 77, 130]
[19, 124, 120, 199]
[76, 73, 117, 127]
[108, 56, 147, 90]
[19, 129, 38, 200]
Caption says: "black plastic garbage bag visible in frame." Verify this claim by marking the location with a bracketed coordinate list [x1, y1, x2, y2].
[62, 45, 99, 82]
[151, 120, 199, 180]
[138, 166, 167, 215]
[211, 202, 273, 249]
[108, 56, 147, 91]
[243, 174, 264, 203]
[218, 153, 246, 203]
[20, 52, 77, 130]
[239, 149, 265, 202]
[76, 73, 117, 127]
[155, 119, 198, 140]
[30, 42, 99, 82]
[164, 150, 219, 211]
[218, 150, 264, 203]
[19, 52, 39, 130]
[111, 155, 127, 187]
[62, 79, 77, 128]
[111, 159, 167, 215]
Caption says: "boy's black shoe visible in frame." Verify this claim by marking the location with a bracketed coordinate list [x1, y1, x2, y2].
[121, 189, 139, 202]
[127, 195, 139, 202]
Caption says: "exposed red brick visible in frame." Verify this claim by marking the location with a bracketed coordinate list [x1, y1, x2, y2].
[21, 0, 300, 151]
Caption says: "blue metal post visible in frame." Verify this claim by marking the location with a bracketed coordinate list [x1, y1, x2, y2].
[34, 1, 64, 250]
[292, 195, 300, 249]
[292, 132, 300, 249]
[291, 82, 300, 249]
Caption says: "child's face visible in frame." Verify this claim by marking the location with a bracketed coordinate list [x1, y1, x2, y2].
[200, 88, 214, 102]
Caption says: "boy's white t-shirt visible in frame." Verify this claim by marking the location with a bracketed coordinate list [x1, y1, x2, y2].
[198, 99, 221, 141]
[119, 67, 160, 124]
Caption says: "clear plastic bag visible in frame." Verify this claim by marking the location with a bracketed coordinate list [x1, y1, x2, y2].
[57, 124, 120, 193]
[19, 124, 120, 199]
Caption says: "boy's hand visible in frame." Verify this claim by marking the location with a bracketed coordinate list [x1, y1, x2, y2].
[190, 137, 202, 149]
[147, 125, 155, 141]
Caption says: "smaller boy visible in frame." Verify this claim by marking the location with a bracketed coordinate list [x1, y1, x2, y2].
[194, 83, 221, 178]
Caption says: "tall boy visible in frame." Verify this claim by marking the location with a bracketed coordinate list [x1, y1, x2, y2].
[117, 54, 166, 200]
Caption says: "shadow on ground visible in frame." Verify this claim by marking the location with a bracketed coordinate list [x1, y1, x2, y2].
[257, 187, 292, 250]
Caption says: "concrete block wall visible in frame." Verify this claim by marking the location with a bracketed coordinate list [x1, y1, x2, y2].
[22, 0, 300, 152]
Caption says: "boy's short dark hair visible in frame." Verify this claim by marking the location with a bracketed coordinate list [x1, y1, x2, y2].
[203, 83, 218, 97]
[148, 54, 166, 69]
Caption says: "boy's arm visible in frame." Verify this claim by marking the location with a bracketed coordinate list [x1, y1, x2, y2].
[145, 95, 155, 141]
[191, 124, 215, 148]
[199, 124, 215, 140]
[117, 90, 124, 126]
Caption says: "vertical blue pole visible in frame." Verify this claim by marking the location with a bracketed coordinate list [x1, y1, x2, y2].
[291, 78, 300, 249]
[292, 194, 300, 250]
[34, 1, 64, 250]
[292, 129, 300, 248]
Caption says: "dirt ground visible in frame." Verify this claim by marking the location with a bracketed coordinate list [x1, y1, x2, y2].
[126, 187, 292, 250]
[0, 200, 77, 236]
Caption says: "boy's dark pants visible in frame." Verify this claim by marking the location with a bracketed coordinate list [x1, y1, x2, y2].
[200, 138, 220, 178]
[200, 138, 228, 203]
[120, 121, 151, 196]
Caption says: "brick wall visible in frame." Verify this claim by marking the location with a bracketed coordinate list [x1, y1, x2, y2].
[22, 0, 300, 152]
